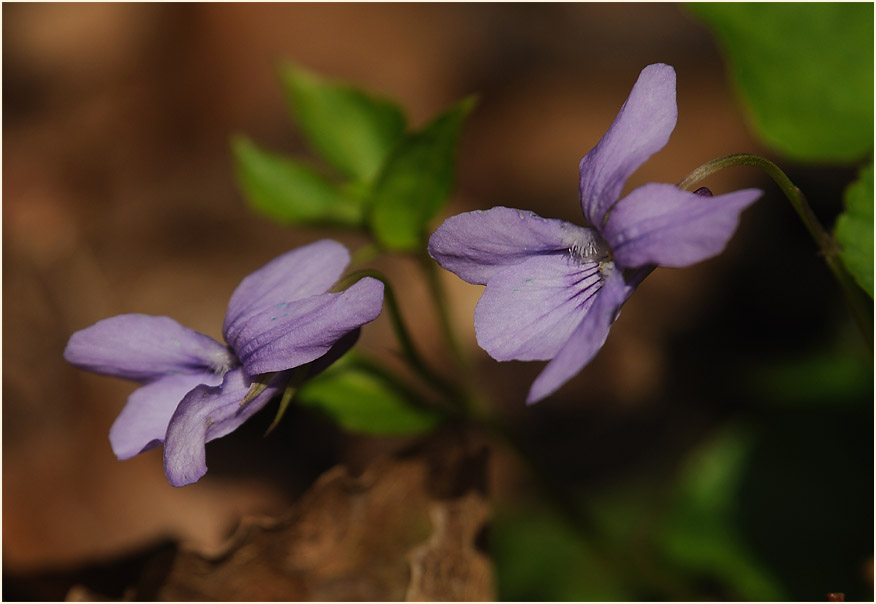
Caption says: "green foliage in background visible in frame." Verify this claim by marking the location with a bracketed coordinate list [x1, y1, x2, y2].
[755, 341, 875, 406]
[232, 62, 470, 250]
[232, 136, 363, 226]
[689, 3, 873, 164]
[835, 164, 874, 297]
[279, 62, 406, 183]
[370, 98, 474, 250]
[296, 357, 444, 436]
[657, 428, 783, 601]
[492, 505, 631, 601]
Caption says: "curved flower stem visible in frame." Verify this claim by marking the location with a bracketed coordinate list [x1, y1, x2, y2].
[419, 252, 469, 370]
[335, 269, 467, 410]
[418, 251, 494, 419]
[680, 154, 873, 347]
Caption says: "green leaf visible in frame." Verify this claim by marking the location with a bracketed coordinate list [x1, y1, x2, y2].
[658, 427, 784, 601]
[689, 3, 874, 163]
[753, 344, 874, 405]
[296, 363, 444, 436]
[835, 164, 874, 297]
[232, 136, 363, 226]
[492, 504, 632, 601]
[279, 62, 406, 183]
[369, 97, 474, 251]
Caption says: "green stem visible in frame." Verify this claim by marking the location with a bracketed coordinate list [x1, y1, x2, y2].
[334, 269, 466, 409]
[418, 251, 494, 418]
[419, 251, 478, 382]
[680, 154, 873, 348]
[350, 242, 380, 267]
[344, 354, 458, 416]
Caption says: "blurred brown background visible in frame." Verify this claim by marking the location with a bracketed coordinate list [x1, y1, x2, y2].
[4, 3, 861, 598]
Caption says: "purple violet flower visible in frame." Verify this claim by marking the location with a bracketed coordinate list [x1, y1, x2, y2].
[428, 64, 762, 404]
[64, 240, 384, 486]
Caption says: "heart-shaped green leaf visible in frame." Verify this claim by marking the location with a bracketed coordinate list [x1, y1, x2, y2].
[232, 136, 363, 226]
[369, 97, 475, 251]
[280, 62, 406, 183]
[296, 362, 444, 436]
[690, 3, 874, 163]
[835, 164, 874, 297]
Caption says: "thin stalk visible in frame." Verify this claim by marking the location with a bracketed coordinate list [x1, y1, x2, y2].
[344, 354, 458, 416]
[334, 269, 466, 409]
[418, 251, 494, 418]
[420, 252, 469, 373]
[680, 154, 873, 347]
[350, 242, 380, 267]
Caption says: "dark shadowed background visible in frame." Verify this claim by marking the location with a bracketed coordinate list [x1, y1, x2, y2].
[3, 3, 872, 601]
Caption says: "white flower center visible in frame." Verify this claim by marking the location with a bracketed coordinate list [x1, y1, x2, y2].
[560, 223, 611, 264]
[208, 347, 237, 376]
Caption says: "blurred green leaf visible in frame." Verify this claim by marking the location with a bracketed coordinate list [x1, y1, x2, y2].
[296, 362, 444, 436]
[232, 136, 363, 226]
[690, 3, 874, 163]
[492, 504, 631, 601]
[659, 427, 784, 601]
[754, 344, 874, 405]
[279, 62, 406, 182]
[835, 164, 874, 297]
[369, 97, 474, 251]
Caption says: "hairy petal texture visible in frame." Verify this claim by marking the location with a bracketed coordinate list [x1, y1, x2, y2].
[163, 369, 283, 487]
[64, 314, 234, 382]
[232, 277, 385, 375]
[604, 184, 762, 268]
[224, 239, 350, 348]
[579, 63, 677, 227]
[526, 267, 632, 404]
[475, 255, 604, 361]
[110, 372, 222, 460]
[428, 207, 607, 285]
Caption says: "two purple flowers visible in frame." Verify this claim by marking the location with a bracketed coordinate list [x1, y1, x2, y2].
[65, 63, 761, 485]
[64, 240, 384, 486]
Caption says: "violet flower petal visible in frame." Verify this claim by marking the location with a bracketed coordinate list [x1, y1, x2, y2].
[163, 368, 283, 487]
[428, 207, 605, 285]
[579, 63, 677, 227]
[64, 314, 233, 382]
[603, 184, 763, 268]
[475, 255, 604, 361]
[232, 277, 385, 375]
[109, 372, 222, 460]
[526, 266, 632, 404]
[224, 240, 350, 348]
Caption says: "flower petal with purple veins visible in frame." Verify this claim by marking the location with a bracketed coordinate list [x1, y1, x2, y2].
[163, 368, 283, 487]
[603, 184, 762, 268]
[526, 266, 633, 404]
[224, 239, 351, 347]
[428, 207, 606, 285]
[64, 314, 233, 382]
[110, 372, 222, 460]
[475, 255, 604, 361]
[232, 277, 385, 375]
[579, 63, 677, 227]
